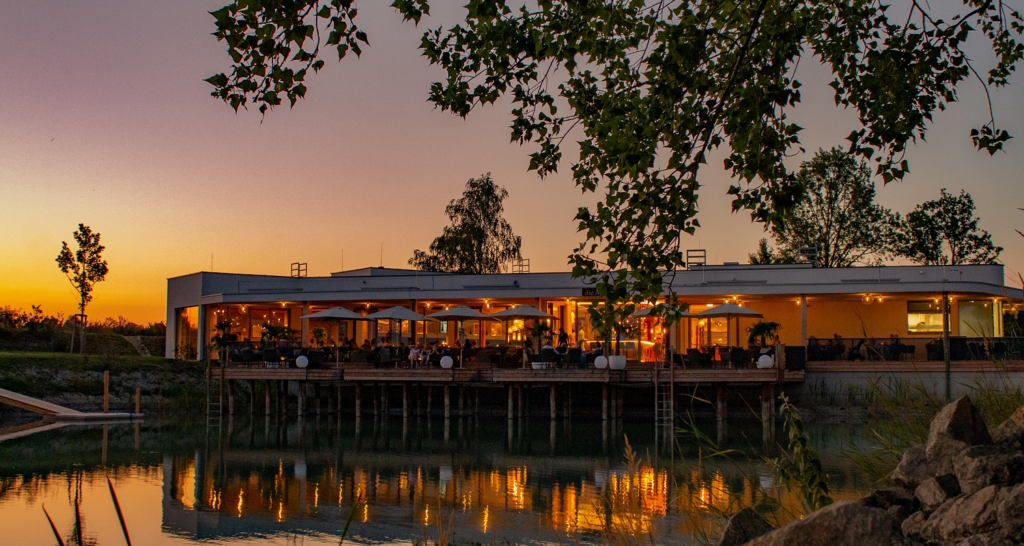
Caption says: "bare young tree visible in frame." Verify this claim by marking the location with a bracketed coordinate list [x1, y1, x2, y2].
[56, 224, 109, 354]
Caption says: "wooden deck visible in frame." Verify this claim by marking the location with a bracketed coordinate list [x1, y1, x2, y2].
[0, 387, 142, 422]
[208, 365, 803, 386]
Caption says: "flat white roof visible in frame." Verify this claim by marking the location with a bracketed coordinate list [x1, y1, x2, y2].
[167, 264, 1022, 308]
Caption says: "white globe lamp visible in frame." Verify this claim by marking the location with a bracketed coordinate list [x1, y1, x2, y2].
[296, 355, 309, 369]
[594, 355, 608, 369]
[440, 356, 454, 369]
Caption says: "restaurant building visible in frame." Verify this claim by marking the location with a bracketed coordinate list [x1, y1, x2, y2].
[166, 263, 1021, 362]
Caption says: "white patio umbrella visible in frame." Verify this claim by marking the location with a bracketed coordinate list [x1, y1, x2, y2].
[301, 307, 369, 320]
[486, 305, 558, 367]
[695, 303, 764, 348]
[427, 306, 496, 367]
[365, 306, 436, 347]
[300, 307, 375, 363]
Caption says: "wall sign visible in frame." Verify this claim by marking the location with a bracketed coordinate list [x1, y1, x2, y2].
[581, 288, 599, 297]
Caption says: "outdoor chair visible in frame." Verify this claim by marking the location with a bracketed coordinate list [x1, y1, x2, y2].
[729, 347, 749, 368]
[993, 342, 1007, 360]
[847, 340, 865, 361]
[685, 349, 703, 368]
[541, 348, 560, 367]
[565, 348, 582, 367]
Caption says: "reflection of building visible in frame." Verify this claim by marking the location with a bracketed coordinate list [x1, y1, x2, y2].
[168, 264, 1020, 361]
[157, 433, 867, 545]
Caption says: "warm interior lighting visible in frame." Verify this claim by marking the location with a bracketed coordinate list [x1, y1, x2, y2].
[705, 303, 713, 308]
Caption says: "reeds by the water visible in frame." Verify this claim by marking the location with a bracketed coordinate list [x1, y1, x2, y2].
[846, 371, 1024, 483]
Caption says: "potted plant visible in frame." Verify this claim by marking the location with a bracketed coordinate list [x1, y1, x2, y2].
[311, 326, 327, 348]
[747, 320, 781, 348]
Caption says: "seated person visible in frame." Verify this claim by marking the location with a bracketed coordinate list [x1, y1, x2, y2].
[361, 339, 371, 350]
[542, 338, 554, 350]
[408, 345, 421, 365]
[556, 339, 569, 354]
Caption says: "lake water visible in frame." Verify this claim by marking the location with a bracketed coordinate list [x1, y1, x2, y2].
[0, 414, 878, 545]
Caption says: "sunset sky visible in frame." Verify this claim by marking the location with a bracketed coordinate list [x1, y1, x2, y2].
[2, 2, 1022, 324]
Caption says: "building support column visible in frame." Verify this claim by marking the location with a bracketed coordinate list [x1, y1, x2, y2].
[427, 386, 433, 416]
[301, 302, 309, 347]
[943, 290, 951, 402]
[227, 380, 235, 415]
[297, 381, 305, 418]
[458, 386, 465, 417]
[800, 295, 808, 346]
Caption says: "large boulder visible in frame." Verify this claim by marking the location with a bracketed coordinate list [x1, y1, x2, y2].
[893, 444, 933, 489]
[954, 534, 1018, 546]
[745, 502, 907, 546]
[926, 396, 992, 475]
[905, 485, 1006, 544]
[715, 508, 773, 546]
[991, 407, 1024, 450]
[916, 474, 962, 512]
[995, 483, 1024, 542]
[954, 445, 1024, 495]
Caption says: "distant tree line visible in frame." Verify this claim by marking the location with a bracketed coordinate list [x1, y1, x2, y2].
[0, 305, 165, 352]
[749, 148, 1002, 267]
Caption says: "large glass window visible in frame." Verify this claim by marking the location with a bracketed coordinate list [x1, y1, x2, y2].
[959, 300, 998, 337]
[908, 301, 945, 333]
[175, 307, 198, 360]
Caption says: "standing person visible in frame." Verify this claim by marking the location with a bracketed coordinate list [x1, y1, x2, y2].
[557, 328, 569, 348]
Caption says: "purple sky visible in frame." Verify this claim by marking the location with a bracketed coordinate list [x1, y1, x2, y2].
[1, 1, 1022, 322]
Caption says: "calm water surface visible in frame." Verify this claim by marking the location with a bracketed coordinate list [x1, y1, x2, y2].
[0, 414, 878, 545]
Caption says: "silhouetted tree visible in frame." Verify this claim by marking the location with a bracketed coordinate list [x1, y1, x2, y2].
[56, 224, 109, 354]
[409, 174, 522, 274]
[748, 238, 796, 265]
[771, 148, 899, 267]
[899, 189, 1001, 265]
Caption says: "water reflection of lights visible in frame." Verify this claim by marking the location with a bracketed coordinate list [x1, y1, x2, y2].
[237, 490, 244, 518]
[482, 505, 490, 533]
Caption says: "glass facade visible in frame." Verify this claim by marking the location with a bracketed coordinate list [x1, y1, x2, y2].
[958, 300, 1000, 337]
[175, 307, 198, 360]
[907, 301, 945, 334]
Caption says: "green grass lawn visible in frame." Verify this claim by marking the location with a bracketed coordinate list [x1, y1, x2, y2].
[0, 351, 206, 405]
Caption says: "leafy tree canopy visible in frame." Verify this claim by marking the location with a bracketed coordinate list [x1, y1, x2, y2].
[899, 189, 1002, 265]
[748, 238, 796, 265]
[409, 173, 522, 274]
[55, 224, 109, 316]
[772, 148, 899, 267]
[207, 0, 1023, 316]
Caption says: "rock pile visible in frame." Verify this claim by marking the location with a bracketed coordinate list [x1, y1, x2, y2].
[717, 396, 1024, 546]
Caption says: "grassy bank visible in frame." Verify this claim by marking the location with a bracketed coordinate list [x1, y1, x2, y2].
[0, 351, 207, 416]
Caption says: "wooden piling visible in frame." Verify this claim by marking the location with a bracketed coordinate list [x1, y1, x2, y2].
[507, 384, 514, 420]
[444, 385, 451, 419]
[134, 386, 141, 414]
[228, 379, 235, 415]
[550, 384, 557, 420]
[602, 383, 609, 421]
[355, 383, 362, 418]
[402, 383, 409, 419]
[297, 382, 305, 418]
[103, 370, 109, 413]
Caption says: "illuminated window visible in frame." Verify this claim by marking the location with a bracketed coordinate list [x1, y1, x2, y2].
[907, 301, 945, 333]
[958, 300, 998, 337]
